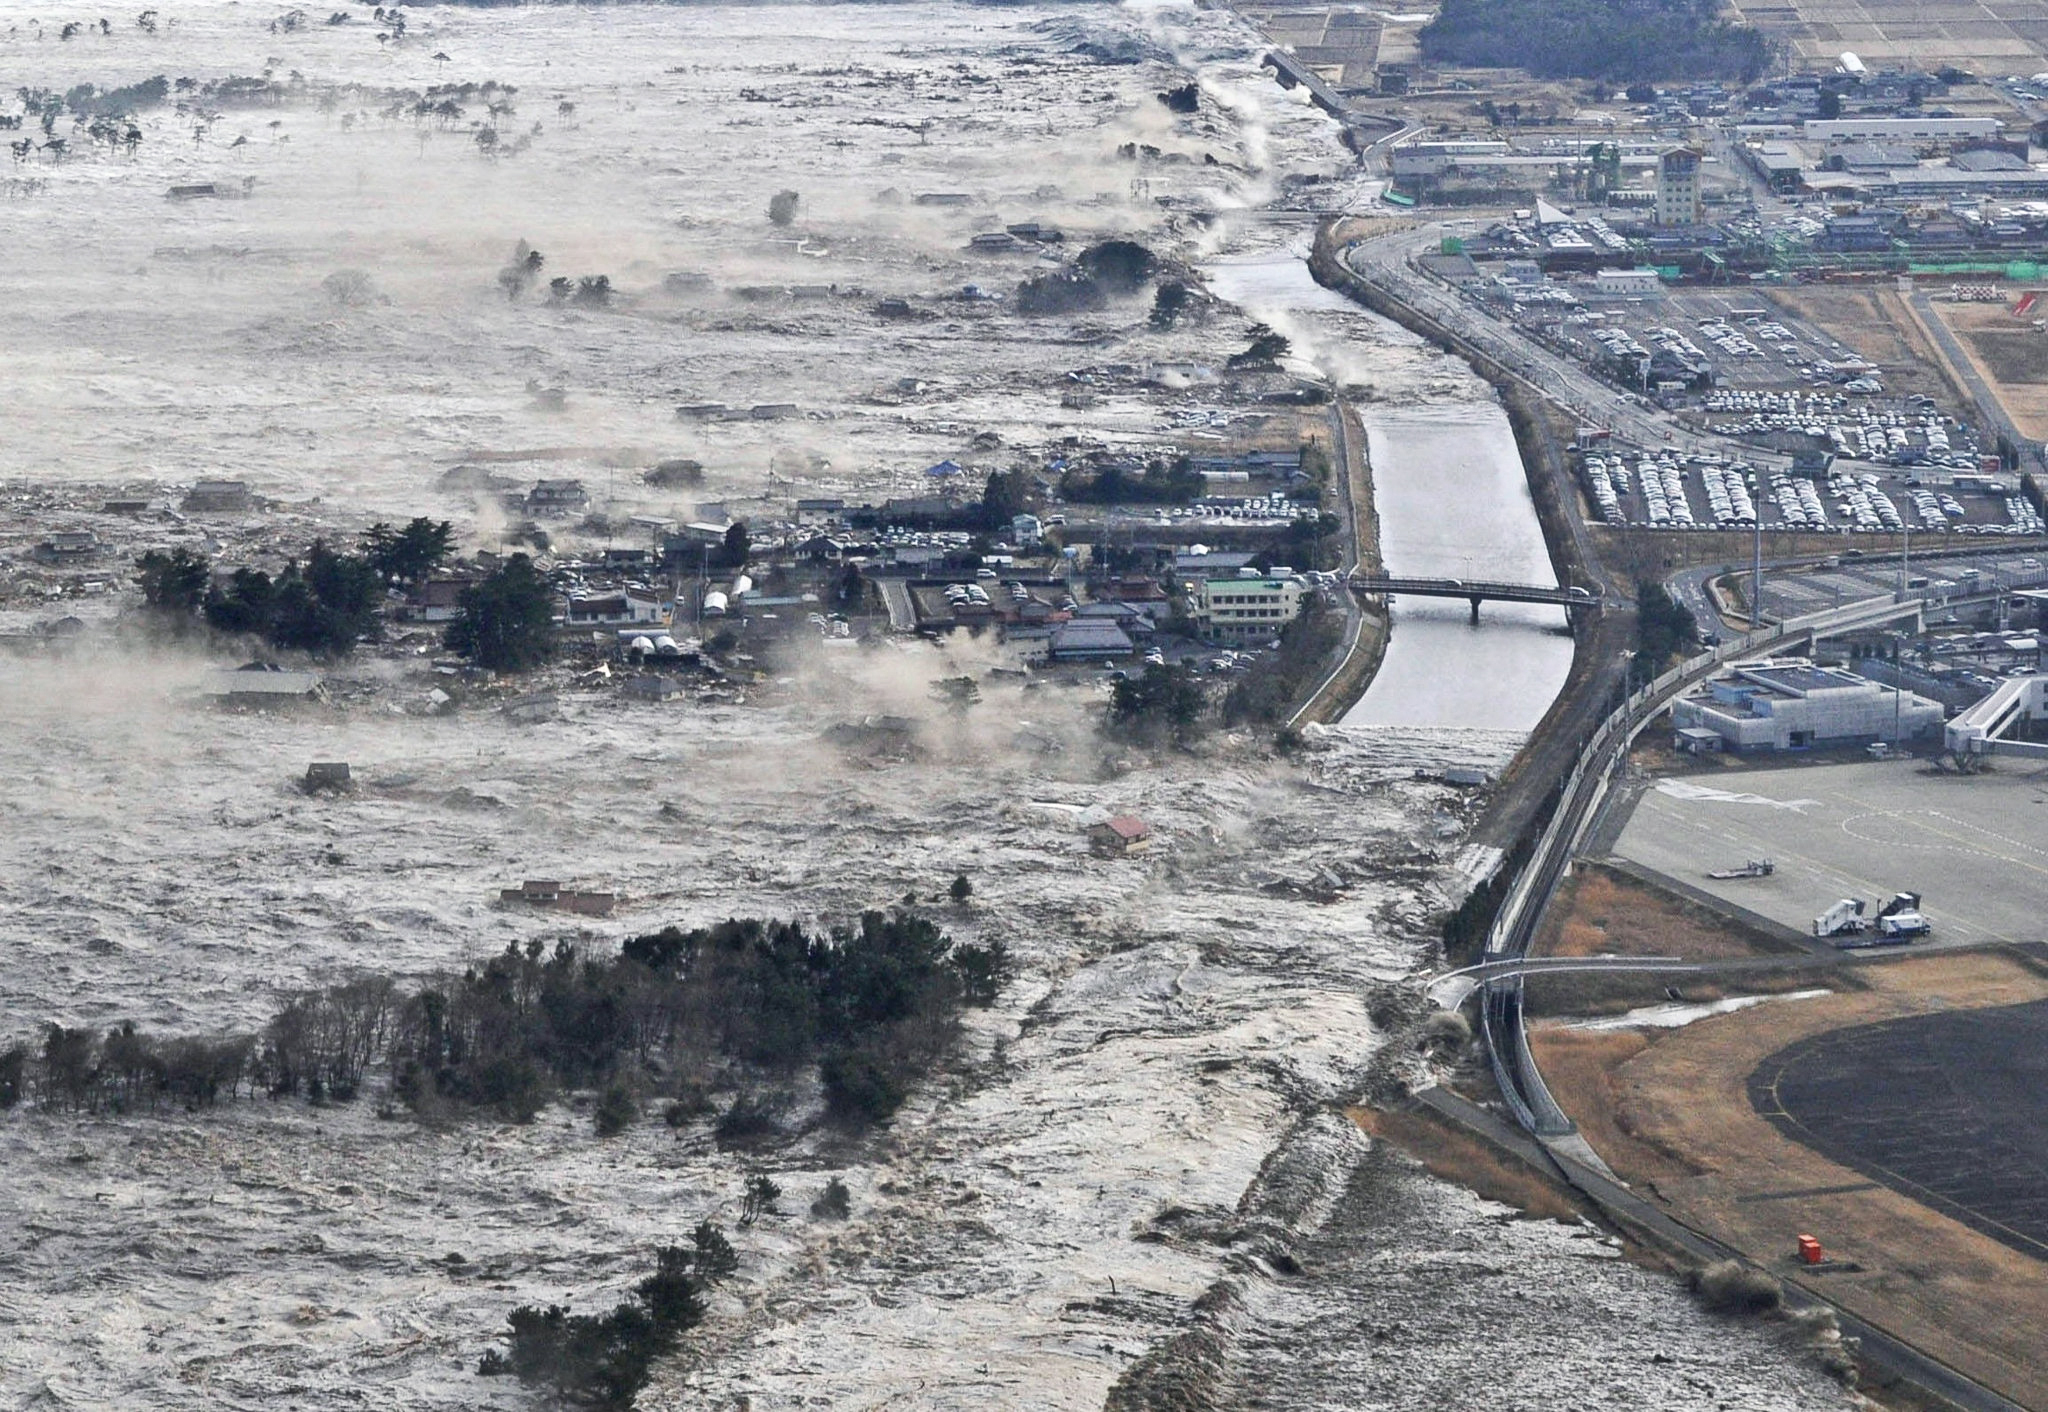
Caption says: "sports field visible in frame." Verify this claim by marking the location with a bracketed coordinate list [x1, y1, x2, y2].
[1532, 950, 2048, 1408]
[1753, 999, 2048, 1260]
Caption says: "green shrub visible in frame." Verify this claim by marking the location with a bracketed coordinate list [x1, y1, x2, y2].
[594, 1083, 637, 1137]
[811, 1176, 852, 1221]
[821, 1049, 906, 1126]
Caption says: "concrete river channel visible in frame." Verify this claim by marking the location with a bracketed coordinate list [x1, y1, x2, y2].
[1206, 248, 1576, 733]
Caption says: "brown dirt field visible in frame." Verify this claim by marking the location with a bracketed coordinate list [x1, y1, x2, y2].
[1536, 862, 1785, 962]
[1543, 950, 2048, 1410]
[1765, 287, 1969, 410]
[1350, 1104, 1593, 1226]
[1929, 299, 2048, 442]
[1527, 1028, 1706, 1192]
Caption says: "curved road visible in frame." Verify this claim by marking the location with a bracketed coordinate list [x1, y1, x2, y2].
[1339, 224, 1790, 469]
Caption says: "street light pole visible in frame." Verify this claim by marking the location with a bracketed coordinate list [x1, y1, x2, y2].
[1752, 513, 1763, 637]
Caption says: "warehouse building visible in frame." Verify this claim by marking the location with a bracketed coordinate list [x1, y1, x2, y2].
[1803, 116, 2001, 145]
[1669, 657, 1943, 752]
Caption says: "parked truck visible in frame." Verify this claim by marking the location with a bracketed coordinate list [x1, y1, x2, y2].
[1818, 892, 1930, 947]
[1875, 892, 1931, 939]
[1813, 898, 1868, 939]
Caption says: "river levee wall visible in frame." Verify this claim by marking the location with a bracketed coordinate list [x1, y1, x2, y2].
[1307, 219, 1639, 855]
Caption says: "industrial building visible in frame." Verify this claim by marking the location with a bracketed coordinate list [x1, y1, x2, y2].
[1803, 116, 2002, 145]
[1591, 267, 1663, 297]
[1669, 657, 1944, 751]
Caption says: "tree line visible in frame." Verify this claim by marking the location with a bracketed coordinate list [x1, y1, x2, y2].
[481, 1227, 738, 1410]
[137, 523, 566, 672]
[0, 911, 1009, 1135]
[1418, 0, 1776, 83]
[137, 517, 453, 657]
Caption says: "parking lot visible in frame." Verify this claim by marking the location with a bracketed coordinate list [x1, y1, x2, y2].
[1557, 287, 1895, 398]
[1610, 758, 2048, 950]
[1577, 445, 2041, 535]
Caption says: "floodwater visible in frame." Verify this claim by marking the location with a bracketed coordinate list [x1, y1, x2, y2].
[1199, 252, 1574, 733]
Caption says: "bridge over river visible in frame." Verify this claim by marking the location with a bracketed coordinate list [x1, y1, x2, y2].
[1347, 573, 1593, 624]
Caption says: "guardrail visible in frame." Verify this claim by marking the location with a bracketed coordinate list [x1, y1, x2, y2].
[1478, 592, 1929, 1135]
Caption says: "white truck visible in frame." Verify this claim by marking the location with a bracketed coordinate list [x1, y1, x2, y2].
[1818, 892, 1930, 947]
[1875, 892, 1931, 939]
[1813, 898, 1868, 939]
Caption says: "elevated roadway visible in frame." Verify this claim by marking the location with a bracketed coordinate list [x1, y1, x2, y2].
[1337, 223, 1794, 472]
[1473, 590, 1929, 1135]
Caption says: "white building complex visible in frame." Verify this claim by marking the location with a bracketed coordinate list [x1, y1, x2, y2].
[1670, 658, 1944, 752]
[1803, 116, 2001, 145]
[1591, 267, 1663, 297]
[1186, 571, 1307, 642]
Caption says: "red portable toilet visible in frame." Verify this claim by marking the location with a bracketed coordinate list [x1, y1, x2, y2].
[1797, 1234, 1824, 1266]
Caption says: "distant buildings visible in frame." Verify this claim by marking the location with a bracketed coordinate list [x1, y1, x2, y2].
[567, 589, 670, 626]
[1088, 815, 1153, 857]
[794, 498, 846, 529]
[499, 879, 617, 916]
[33, 532, 101, 564]
[1803, 116, 2000, 145]
[1591, 267, 1663, 298]
[527, 479, 590, 517]
[182, 480, 252, 514]
[1655, 148, 1702, 228]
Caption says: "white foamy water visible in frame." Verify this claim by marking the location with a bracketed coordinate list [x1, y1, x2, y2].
[0, 5, 1853, 1410]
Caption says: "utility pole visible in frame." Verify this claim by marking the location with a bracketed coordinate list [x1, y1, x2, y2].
[1752, 513, 1763, 637]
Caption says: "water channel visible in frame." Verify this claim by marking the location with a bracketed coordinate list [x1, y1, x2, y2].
[1205, 247, 1576, 733]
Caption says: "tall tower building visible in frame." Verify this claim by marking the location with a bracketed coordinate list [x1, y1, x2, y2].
[1657, 147, 1702, 226]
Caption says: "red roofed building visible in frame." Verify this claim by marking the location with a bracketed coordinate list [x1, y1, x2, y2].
[1088, 815, 1153, 857]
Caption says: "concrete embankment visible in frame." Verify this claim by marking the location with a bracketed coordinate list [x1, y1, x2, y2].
[1293, 401, 1390, 727]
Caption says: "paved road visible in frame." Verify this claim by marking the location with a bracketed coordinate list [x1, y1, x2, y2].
[1338, 224, 1790, 470]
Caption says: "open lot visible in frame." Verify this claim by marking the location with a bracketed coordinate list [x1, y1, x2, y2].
[1609, 757, 2048, 949]
[1764, 286, 1975, 412]
[1534, 949, 2048, 1408]
[1928, 296, 2048, 443]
